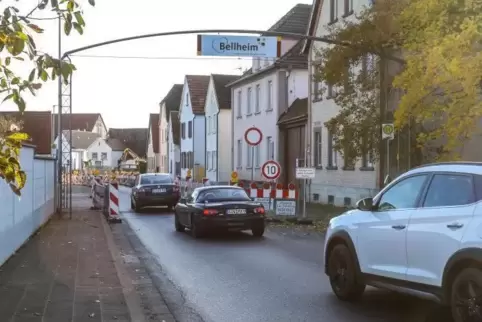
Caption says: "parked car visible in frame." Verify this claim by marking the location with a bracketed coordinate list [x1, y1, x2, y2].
[174, 185, 266, 238]
[131, 173, 180, 212]
[324, 162, 482, 322]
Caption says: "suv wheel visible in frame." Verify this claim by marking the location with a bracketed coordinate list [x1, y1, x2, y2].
[450, 267, 482, 322]
[327, 244, 365, 301]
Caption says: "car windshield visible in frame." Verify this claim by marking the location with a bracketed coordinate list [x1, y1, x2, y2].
[140, 175, 172, 185]
[198, 188, 250, 202]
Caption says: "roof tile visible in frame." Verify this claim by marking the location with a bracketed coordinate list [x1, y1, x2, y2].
[108, 128, 148, 157]
[211, 74, 240, 109]
[186, 75, 210, 114]
[52, 113, 102, 138]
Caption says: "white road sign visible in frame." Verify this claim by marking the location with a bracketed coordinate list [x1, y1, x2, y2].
[261, 160, 281, 180]
[295, 167, 316, 179]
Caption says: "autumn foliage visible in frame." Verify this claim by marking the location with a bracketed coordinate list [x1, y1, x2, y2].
[0, 0, 94, 195]
[315, 0, 482, 162]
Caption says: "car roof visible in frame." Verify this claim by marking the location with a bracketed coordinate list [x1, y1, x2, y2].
[194, 185, 243, 192]
[140, 172, 171, 177]
[405, 162, 482, 177]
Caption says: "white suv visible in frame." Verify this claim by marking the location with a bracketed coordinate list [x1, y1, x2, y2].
[324, 162, 482, 322]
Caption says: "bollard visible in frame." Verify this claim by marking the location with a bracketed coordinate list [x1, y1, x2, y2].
[106, 180, 122, 223]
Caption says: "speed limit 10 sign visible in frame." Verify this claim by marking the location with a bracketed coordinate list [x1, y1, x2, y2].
[262, 160, 281, 180]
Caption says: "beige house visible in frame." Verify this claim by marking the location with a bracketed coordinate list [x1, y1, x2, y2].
[304, 0, 378, 207]
[159, 84, 183, 173]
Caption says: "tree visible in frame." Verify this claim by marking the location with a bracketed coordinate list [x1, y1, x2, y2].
[0, 0, 94, 195]
[315, 0, 482, 163]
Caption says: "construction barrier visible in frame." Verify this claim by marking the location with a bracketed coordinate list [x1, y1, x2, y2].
[91, 178, 122, 223]
[240, 181, 299, 216]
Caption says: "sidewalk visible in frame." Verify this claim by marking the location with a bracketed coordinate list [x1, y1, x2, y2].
[0, 186, 176, 322]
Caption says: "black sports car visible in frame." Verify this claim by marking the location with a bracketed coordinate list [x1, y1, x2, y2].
[174, 185, 266, 238]
[131, 173, 180, 212]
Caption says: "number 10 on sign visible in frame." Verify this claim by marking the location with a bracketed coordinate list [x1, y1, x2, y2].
[262, 160, 281, 180]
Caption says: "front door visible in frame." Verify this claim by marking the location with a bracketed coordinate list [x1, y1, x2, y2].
[356, 174, 429, 280]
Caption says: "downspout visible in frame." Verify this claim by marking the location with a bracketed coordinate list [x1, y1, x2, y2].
[216, 111, 219, 183]
[230, 87, 234, 176]
[306, 56, 313, 203]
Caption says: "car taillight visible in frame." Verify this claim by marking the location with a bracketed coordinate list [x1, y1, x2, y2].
[254, 207, 265, 214]
[203, 209, 218, 216]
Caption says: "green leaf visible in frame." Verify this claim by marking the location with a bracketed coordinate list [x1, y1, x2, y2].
[7, 38, 25, 56]
[5, 57, 10, 65]
[13, 57, 24, 61]
[51, 0, 59, 9]
[27, 24, 44, 33]
[40, 70, 48, 81]
[9, 184, 21, 197]
[74, 11, 85, 26]
[15, 170, 27, 190]
[2, 93, 14, 103]
[88, 0, 95, 6]
[60, 63, 72, 80]
[64, 20, 72, 35]
[73, 22, 83, 35]
[15, 32, 28, 41]
[67, 1, 74, 11]
[7, 132, 29, 141]
[28, 69, 35, 82]
[11, 77, 19, 85]
[31, 83, 42, 89]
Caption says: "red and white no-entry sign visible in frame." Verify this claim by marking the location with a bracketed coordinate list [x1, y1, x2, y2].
[244, 127, 263, 146]
[262, 160, 281, 180]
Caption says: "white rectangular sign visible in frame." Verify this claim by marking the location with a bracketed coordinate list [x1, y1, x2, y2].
[296, 167, 316, 179]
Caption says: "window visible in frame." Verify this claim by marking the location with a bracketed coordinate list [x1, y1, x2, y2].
[254, 145, 260, 167]
[267, 81, 273, 110]
[185, 93, 189, 106]
[237, 91, 242, 117]
[237, 140, 242, 168]
[101, 152, 107, 161]
[181, 122, 186, 139]
[213, 115, 217, 133]
[267, 136, 274, 160]
[377, 175, 428, 211]
[188, 121, 193, 138]
[207, 151, 211, 169]
[207, 116, 211, 134]
[92, 152, 98, 160]
[181, 152, 185, 168]
[423, 174, 474, 207]
[327, 131, 337, 167]
[344, 0, 353, 16]
[212, 151, 217, 170]
[198, 188, 250, 202]
[314, 129, 322, 167]
[247, 87, 252, 115]
[247, 144, 253, 168]
[330, 0, 338, 23]
[141, 174, 172, 185]
[255, 84, 261, 113]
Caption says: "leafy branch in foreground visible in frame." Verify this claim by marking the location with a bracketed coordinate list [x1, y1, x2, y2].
[0, 0, 94, 195]
[315, 0, 482, 162]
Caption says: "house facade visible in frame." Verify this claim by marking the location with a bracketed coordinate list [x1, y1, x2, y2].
[179, 75, 210, 180]
[147, 113, 160, 172]
[53, 113, 108, 141]
[86, 137, 125, 168]
[306, 0, 379, 206]
[205, 74, 239, 184]
[168, 111, 181, 178]
[159, 84, 183, 173]
[227, 3, 311, 182]
[54, 130, 100, 170]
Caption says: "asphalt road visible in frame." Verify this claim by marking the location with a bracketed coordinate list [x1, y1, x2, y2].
[118, 186, 451, 322]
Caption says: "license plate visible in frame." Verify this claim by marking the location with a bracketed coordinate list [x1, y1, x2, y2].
[226, 209, 246, 215]
[152, 188, 166, 193]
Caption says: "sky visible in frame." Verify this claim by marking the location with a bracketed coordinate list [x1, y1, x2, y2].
[2, 0, 312, 128]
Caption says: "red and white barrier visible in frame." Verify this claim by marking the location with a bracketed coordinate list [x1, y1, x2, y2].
[108, 181, 121, 222]
[245, 182, 298, 199]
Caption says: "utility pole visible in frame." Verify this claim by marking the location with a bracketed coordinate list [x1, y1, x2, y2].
[378, 56, 387, 189]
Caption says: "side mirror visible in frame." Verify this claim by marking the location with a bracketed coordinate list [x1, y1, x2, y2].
[356, 197, 374, 211]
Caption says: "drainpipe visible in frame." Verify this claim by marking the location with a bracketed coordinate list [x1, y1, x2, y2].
[216, 111, 219, 183]
[306, 56, 313, 203]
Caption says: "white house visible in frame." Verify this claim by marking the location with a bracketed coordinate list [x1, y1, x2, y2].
[168, 111, 181, 178]
[53, 113, 108, 143]
[147, 113, 160, 172]
[304, 0, 378, 206]
[205, 74, 239, 184]
[179, 75, 210, 180]
[86, 137, 125, 168]
[227, 3, 311, 182]
[159, 84, 183, 173]
[54, 130, 100, 170]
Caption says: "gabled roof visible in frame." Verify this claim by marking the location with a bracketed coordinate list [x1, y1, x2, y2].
[227, 40, 308, 87]
[267, 3, 312, 35]
[186, 75, 210, 114]
[160, 84, 183, 122]
[302, 0, 323, 54]
[0, 111, 52, 154]
[277, 98, 308, 125]
[148, 113, 160, 153]
[170, 111, 180, 145]
[211, 74, 240, 109]
[108, 128, 148, 158]
[52, 113, 103, 138]
[105, 138, 125, 151]
[63, 130, 100, 150]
